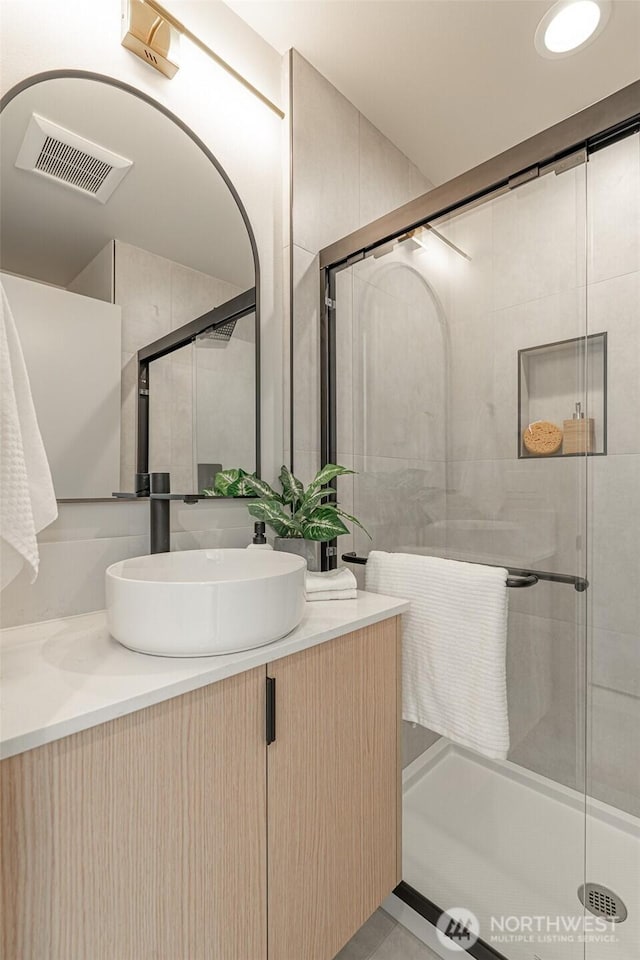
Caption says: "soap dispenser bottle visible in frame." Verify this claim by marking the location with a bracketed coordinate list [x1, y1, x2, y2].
[247, 521, 272, 550]
[563, 401, 595, 455]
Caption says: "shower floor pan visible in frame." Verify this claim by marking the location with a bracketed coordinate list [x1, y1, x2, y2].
[384, 740, 639, 960]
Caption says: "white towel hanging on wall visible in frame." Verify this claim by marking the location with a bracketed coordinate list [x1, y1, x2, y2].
[0, 281, 57, 590]
[366, 550, 510, 760]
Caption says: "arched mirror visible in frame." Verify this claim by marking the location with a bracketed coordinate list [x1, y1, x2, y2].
[0, 72, 259, 501]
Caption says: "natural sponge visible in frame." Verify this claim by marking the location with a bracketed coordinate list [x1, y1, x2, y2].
[522, 420, 563, 456]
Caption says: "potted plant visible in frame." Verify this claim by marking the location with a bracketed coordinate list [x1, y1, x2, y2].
[206, 464, 370, 571]
[201, 467, 261, 498]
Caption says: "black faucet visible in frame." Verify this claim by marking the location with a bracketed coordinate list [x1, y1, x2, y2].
[148, 472, 200, 553]
[113, 472, 198, 554]
[150, 472, 171, 554]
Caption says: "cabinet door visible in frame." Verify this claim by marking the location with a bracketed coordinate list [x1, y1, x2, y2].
[267, 618, 401, 960]
[0, 669, 267, 960]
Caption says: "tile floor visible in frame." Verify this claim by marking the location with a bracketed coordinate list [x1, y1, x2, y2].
[334, 909, 441, 960]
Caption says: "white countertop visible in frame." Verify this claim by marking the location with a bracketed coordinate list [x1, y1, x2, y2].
[0, 591, 408, 760]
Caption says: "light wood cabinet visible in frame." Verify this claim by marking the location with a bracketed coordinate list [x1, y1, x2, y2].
[267, 617, 401, 960]
[0, 618, 400, 960]
[1, 668, 267, 960]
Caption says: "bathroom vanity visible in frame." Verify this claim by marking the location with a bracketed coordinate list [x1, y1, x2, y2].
[0, 594, 407, 960]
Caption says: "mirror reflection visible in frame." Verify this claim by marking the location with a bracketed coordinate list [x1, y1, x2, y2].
[0, 75, 257, 500]
[146, 309, 257, 495]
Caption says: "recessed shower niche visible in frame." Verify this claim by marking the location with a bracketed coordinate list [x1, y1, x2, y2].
[518, 332, 607, 458]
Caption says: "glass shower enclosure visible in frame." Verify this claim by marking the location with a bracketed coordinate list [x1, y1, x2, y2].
[320, 84, 640, 960]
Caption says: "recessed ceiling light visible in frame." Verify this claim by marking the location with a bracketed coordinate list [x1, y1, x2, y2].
[535, 0, 611, 58]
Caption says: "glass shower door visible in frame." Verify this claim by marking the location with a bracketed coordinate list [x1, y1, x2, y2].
[334, 155, 593, 959]
[584, 131, 640, 960]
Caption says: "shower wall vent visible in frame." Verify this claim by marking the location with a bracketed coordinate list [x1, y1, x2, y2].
[15, 114, 133, 203]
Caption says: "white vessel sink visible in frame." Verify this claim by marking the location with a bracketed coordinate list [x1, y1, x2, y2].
[106, 549, 306, 657]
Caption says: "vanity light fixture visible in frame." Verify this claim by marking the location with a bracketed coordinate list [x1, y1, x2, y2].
[121, 0, 285, 119]
[121, 0, 180, 79]
[535, 0, 611, 57]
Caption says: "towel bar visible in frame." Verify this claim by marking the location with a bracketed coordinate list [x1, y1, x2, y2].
[506, 573, 538, 589]
[341, 553, 588, 592]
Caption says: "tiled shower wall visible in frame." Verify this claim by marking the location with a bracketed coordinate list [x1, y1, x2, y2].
[288, 50, 434, 482]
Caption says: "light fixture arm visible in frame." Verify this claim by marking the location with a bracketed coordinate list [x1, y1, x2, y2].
[141, 0, 285, 118]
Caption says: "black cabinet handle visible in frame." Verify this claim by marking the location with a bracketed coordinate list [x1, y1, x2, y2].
[266, 677, 276, 745]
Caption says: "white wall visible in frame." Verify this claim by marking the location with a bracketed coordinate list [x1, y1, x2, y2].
[68, 243, 114, 302]
[0, 0, 284, 627]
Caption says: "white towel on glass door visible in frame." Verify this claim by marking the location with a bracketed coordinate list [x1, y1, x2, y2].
[366, 551, 510, 760]
[0, 282, 57, 589]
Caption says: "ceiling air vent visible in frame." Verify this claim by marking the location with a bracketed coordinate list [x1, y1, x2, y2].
[15, 114, 133, 203]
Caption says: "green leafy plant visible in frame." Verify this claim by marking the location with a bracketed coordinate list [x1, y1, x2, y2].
[201, 467, 258, 498]
[248, 463, 370, 542]
[206, 464, 370, 543]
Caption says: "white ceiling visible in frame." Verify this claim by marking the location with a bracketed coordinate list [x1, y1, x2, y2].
[0, 77, 255, 289]
[226, 0, 640, 184]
